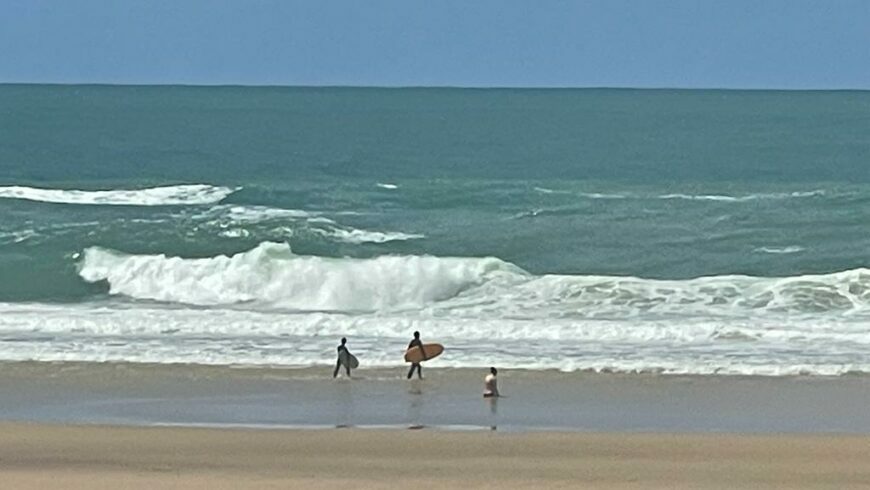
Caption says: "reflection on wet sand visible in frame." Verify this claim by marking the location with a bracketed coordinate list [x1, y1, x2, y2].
[487, 397, 498, 431]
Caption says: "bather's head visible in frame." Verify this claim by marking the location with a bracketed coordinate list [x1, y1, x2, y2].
[341, 337, 347, 345]
[413, 331, 420, 339]
[490, 367, 497, 375]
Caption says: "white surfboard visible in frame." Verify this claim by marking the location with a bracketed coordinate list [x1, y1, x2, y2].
[339, 350, 359, 369]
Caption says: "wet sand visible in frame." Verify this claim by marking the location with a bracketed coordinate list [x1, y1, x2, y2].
[1, 362, 870, 433]
[2, 362, 870, 488]
[2, 423, 870, 489]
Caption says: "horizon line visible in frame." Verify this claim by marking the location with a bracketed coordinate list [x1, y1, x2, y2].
[1, 81, 869, 92]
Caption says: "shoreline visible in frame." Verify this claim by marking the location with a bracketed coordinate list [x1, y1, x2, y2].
[2, 423, 870, 489]
[6, 358, 870, 378]
[1, 361, 869, 434]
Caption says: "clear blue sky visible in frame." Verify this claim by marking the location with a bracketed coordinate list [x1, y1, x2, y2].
[2, 0, 869, 88]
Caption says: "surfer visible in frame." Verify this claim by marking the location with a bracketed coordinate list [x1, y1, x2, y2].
[483, 367, 499, 397]
[406, 331, 425, 379]
[333, 337, 352, 378]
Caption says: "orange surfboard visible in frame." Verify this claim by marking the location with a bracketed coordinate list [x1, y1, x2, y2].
[403, 343, 444, 363]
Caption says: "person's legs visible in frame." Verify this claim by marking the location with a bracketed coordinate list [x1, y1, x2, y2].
[333, 360, 341, 378]
[345, 364, 351, 377]
[407, 363, 416, 379]
[417, 364, 423, 379]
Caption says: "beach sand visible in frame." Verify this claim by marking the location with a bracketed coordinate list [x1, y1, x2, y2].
[2, 423, 869, 489]
[2, 362, 870, 488]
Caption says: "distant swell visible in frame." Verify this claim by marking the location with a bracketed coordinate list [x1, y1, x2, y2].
[0, 184, 236, 206]
[531, 188, 824, 202]
[312, 228, 425, 244]
[658, 190, 824, 202]
[203, 205, 424, 244]
[754, 246, 805, 255]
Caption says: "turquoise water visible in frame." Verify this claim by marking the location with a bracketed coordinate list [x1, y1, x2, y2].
[1, 85, 870, 374]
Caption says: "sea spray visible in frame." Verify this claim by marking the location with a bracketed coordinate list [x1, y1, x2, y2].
[78, 242, 521, 311]
[79, 243, 870, 318]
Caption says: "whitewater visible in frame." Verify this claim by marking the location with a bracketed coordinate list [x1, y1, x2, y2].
[3, 85, 870, 376]
[0, 240, 867, 375]
[4, 180, 870, 375]
[0, 184, 237, 206]
[3, 181, 870, 375]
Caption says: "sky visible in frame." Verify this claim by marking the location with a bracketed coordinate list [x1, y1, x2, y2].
[1, 0, 869, 89]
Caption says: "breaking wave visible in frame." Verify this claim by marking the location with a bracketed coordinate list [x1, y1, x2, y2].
[78, 242, 518, 311]
[0, 184, 236, 206]
[200, 205, 424, 244]
[77, 242, 870, 319]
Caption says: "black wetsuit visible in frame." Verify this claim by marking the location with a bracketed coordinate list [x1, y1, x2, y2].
[333, 344, 351, 378]
[407, 338, 424, 379]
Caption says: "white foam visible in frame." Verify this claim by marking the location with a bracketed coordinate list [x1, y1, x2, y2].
[217, 205, 316, 222]
[63, 244, 870, 374]
[578, 192, 627, 199]
[510, 209, 543, 219]
[532, 188, 823, 202]
[78, 242, 518, 311]
[0, 184, 236, 206]
[659, 190, 824, 202]
[533, 187, 624, 199]
[0, 229, 39, 245]
[660, 193, 746, 202]
[313, 228, 425, 244]
[433, 269, 870, 320]
[193, 205, 424, 245]
[77, 243, 870, 319]
[376, 183, 398, 190]
[789, 190, 826, 198]
[754, 246, 805, 254]
[218, 228, 251, 238]
[0, 302, 868, 375]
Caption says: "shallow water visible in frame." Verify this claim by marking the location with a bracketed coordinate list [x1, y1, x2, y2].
[1, 362, 869, 433]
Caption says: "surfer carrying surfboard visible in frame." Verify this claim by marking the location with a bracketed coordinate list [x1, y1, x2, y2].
[333, 337, 353, 378]
[406, 331, 425, 379]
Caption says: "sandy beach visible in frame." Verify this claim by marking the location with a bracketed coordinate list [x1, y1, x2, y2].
[2, 364, 869, 488]
[1, 423, 868, 489]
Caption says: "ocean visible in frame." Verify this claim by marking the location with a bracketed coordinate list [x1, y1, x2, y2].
[2, 84, 870, 376]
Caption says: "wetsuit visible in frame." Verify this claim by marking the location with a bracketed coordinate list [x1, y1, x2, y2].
[407, 338, 424, 379]
[334, 344, 351, 378]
